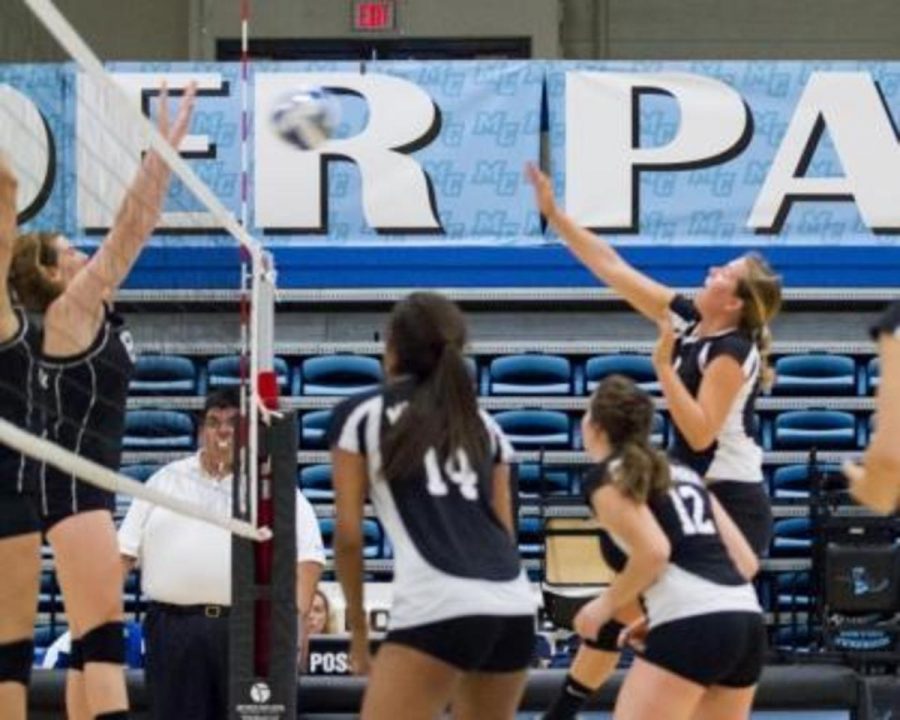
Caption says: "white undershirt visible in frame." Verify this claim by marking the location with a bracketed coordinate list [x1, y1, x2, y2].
[118, 453, 325, 606]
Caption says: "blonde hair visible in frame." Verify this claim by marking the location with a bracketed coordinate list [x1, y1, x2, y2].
[736, 252, 782, 391]
[311, 590, 333, 634]
[9, 232, 64, 313]
[588, 375, 671, 503]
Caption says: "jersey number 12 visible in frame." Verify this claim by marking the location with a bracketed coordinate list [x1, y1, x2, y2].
[669, 485, 715, 536]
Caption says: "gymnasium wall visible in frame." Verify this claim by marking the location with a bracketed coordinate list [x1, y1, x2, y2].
[191, 0, 560, 59]
[562, 0, 900, 60]
[0, 0, 189, 62]
[4, 1, 900, 63]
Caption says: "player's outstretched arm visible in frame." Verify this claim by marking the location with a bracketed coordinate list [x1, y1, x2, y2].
[527, 163, 674, 322]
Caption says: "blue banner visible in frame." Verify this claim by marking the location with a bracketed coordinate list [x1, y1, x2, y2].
[2, 60, 900, 286]
[546, 60, 900, 246]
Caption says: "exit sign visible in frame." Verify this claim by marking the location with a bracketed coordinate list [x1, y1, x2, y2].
[353, 1, 396, 31]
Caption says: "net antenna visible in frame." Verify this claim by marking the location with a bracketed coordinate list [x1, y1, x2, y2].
[18, 0, 279, 534]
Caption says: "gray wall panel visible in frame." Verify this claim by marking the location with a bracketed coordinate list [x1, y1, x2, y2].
[193, 0, 560, 59]
[1, 0, 189, 61]
[604, 0, 900, 59]
[4, 0, 897, 62]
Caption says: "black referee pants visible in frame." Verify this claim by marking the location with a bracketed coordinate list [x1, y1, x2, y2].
[144, 602, 229, 720]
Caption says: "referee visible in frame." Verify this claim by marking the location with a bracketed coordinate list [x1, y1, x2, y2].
[119, 389, 325, 720]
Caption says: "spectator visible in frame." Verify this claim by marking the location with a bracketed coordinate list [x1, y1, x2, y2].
[308, 590, 333, 635]
[118, 389, 325, 720]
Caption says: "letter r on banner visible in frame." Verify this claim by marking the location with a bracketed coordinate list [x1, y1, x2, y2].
[255, 72, 442, 233]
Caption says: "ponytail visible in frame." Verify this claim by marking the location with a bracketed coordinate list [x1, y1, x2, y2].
[589, 374, 672, 502]
[381, 292, 489, 484]
[736, 252, 782, 393]
[756, 324, 775, 392]
[9, 232, 63, 313]
[613, 439, 671, 503]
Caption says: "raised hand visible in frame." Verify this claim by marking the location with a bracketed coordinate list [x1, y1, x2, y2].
[156, 81, 197, 150]
[145, 81, 197, 178]
[526, 162, 559, 221]
[0, 152, 18, 252]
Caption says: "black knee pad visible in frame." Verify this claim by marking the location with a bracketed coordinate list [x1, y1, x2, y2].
[69, 638, 84, 670]
[584, 619, 625, 652]
[0, 639, 34, 685]
[80, 622, 125, 666]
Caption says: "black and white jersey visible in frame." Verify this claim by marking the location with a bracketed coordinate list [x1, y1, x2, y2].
[37, 307, 136, 511]
[583, 459, 760, 628]
[0, 308, 41, 493]
[871, 301, 900, 339]
[327, 378, 536, 630]
[668, 295, 763, 483]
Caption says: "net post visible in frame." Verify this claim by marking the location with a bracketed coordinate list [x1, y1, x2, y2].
[230, 250, 297, 720]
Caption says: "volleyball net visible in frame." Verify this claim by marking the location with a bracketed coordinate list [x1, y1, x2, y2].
[1, 1, 298, 716]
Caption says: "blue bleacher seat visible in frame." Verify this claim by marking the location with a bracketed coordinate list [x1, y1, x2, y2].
[772, 354, 856, 396]
[770, 518, 812, 557]
[770, 410, 859, 450]
[516, 463, 571, 496]
[204, 355, 290, 393]
[771, 463, 842, 500]
[119, 464, 161, 483]
[487, 354, 573, 395]
[534, 633, 553, 667]
[774, 571, 812, 610]
[650, 412, 667, 448]
[491, 410, 571, 449]
[585, 354, 659, 394]
[296, 355, 383, 396]
[517, 516, 544, 558]
[34, 624, 67, 653]
[37, 570, 61, 613]
[299, 464, 333, 501]
[866, 357, 880, 395]
[123, 410, 195, 451]
[318, 518, 382, 558]
[772, 624, 816, 651]
[129, 355, 197, 396]
[300, 410, 333, 450]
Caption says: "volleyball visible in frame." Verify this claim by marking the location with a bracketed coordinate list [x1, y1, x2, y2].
[269, 86, 340, 150]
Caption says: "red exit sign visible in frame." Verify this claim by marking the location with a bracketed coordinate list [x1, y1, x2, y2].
[353, 1, 396, 31]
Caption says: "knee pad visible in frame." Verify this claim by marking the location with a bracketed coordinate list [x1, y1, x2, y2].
[584, 619, 625, 652]
[69, 638, 84, 671]
[80, 622, 125, 666]
[0, 639, 34, 685]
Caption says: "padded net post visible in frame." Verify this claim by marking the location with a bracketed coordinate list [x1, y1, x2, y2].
[230, 253, 298, 720]
[230, 411, 298, 720]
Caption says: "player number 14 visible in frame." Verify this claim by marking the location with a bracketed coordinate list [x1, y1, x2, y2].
[424, 448, 479, 501]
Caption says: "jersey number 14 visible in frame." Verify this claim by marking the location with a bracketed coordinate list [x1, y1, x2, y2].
[424, 448, 479, 501]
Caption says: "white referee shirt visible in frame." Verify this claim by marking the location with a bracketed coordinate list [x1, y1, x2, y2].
[118, 454, 325, 606]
